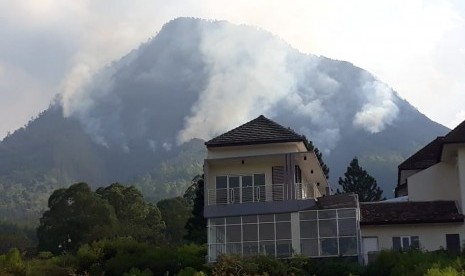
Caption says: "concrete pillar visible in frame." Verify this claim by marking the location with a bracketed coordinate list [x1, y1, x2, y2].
[291, 212, 301, 255]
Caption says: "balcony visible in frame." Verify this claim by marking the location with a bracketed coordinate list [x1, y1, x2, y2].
[207, 183, 321, 206]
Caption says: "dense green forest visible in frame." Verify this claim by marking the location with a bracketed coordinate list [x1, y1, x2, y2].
[1, 179, 465, 275]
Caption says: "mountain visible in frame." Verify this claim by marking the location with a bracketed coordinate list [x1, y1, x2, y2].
[0, 18, 448, 223]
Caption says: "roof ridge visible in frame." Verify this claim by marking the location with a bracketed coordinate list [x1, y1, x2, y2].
[205, 115, 304, 148]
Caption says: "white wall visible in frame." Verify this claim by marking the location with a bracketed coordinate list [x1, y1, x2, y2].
[458, 148, 465, 214]
[408, 162, 459, 202]
[361, 223, 465, 252]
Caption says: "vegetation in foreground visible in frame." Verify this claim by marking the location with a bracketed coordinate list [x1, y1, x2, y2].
[3, 246, 465, 275]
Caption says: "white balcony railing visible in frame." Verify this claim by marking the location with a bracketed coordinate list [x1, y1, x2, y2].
[207, 183, 321, 205]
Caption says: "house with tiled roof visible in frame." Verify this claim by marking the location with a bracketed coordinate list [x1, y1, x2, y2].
[359, 120, 465, 262]
[204, 115, 361, 262]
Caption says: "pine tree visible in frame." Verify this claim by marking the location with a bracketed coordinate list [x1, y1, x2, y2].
[302, 136, 330, 179]
[337, 157, 383, 202]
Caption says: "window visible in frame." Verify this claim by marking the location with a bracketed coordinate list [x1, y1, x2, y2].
[446, 234, 460, 253]
[299, 208, 359, 257]
[392, 236, 419, 250]
[215, 174, 265, 204]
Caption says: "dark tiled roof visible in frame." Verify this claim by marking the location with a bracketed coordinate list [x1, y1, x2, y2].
[398, 137, 444, 170]
[316, 193, 359, 209]
[205, 115, 304, 148]
[360, 201, 464, 225]
[443, 120, 465, 143]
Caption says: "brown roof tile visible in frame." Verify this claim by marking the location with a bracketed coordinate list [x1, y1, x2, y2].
[360, 201, 463, 225]
[205, 115, 304, 148]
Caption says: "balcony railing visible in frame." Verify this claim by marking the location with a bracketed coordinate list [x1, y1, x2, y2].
[207, 183, 321, 205]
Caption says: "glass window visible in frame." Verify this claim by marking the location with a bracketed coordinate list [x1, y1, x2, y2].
[242, 215, 257, 224]
[226, 225, 241, 242]
[216, 176, 227, 189]
[320, 238, 338, 256]
[254, 174, 265, 186]
[209, 244, 225, 261]
[276, 222, 291, 240]
[226, 216, 241, 224]
[338, 218, 357, 236]
[226, 243, 242, 255]
[243, 224, 258, 241]
[319, 210, 336, 219]
[411, 236, 419, 249]
[392, 237, 401, 250]
[210, 218, 225, 226]
[259, 223, 275, 240]
[300, 220, 318, 239]
[259, 214, 274, 223]
[276, 240, 292, 258]
[300, 211, 317, 221]
[339, 237, 358, 255]
[275, 213, 291, 222]
[301, 239, 318, 257]
[243, 242, 258, 256]
[209, 225, 225, 244]
[259, 241, 275, 256]
[242, 175, 253, 187]
[319, 220, 337, 237]
[338, 209, 356, 218]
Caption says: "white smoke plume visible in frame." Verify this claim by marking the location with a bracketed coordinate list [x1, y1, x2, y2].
[353, 78, 399, 133]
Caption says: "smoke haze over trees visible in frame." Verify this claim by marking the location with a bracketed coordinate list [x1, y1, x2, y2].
[0, 18, 448, 223]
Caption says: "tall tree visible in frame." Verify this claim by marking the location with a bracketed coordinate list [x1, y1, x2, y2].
[157, 197, 191, 245]
[96, 183, 166, 244]
[37, 183, 117, 254]
[183, 174, 207, 244]
[302, 135, 330, 179]
[337, 157, 384, 202]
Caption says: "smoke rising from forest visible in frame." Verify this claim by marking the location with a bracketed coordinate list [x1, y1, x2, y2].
[60, 18, 400, 154]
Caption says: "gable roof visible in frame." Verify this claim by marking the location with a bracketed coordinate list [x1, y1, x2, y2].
[398, 137, 444, 170]
[443, 120, 465, 143]
[205, 115, 304, 148]
[360, 201, 464, 225]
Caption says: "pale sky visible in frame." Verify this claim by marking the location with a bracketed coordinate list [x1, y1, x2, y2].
[1, 0, 464, 139]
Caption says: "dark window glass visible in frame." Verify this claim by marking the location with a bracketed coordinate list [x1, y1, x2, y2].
[392, 237, 401, 250]
[446, 234, 460, 253]
[276, 222, 291, 240]
[226, 216, 241, 224]
[276, 240, 292, 257]
[259, 223, 275, 240]
[300, 211, 317, 220]
[259, 214, 274, 223]
[338, 209, 356, 218]
[301, 239, 318, 257]
[254, 174, 265, 186]
[243, 242, 258, 256]
[338, 218, 357, 236]
[321, 238, 338, 256]
[339, 237, 358, 255]
[319, 210, 336, 219]
[410, 236, 420, 249]
[300, 220, 318, 239]
[216, 176, 227, 189]
[275, 213, 291, 222]
[226, 225, 241, 242]
[243, 224, 258, 241]
[242, 215, 257, 224]
[319, 219, 337, 237]
[259, 241, 275, 256]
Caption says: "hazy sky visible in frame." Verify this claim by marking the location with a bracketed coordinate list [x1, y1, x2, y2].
[1, 0, 464, 139]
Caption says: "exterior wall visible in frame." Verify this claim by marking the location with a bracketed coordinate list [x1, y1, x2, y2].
[399, 169, 420, 186]
[361, 223, 465, 252]
[207, 142, 306, 159]
[408, 162, 459, 202]
[458, 148, 465, 214]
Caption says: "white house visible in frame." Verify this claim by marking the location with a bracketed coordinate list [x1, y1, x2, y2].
[360, 120, 465, 262]
[203, 115, 361, 262]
